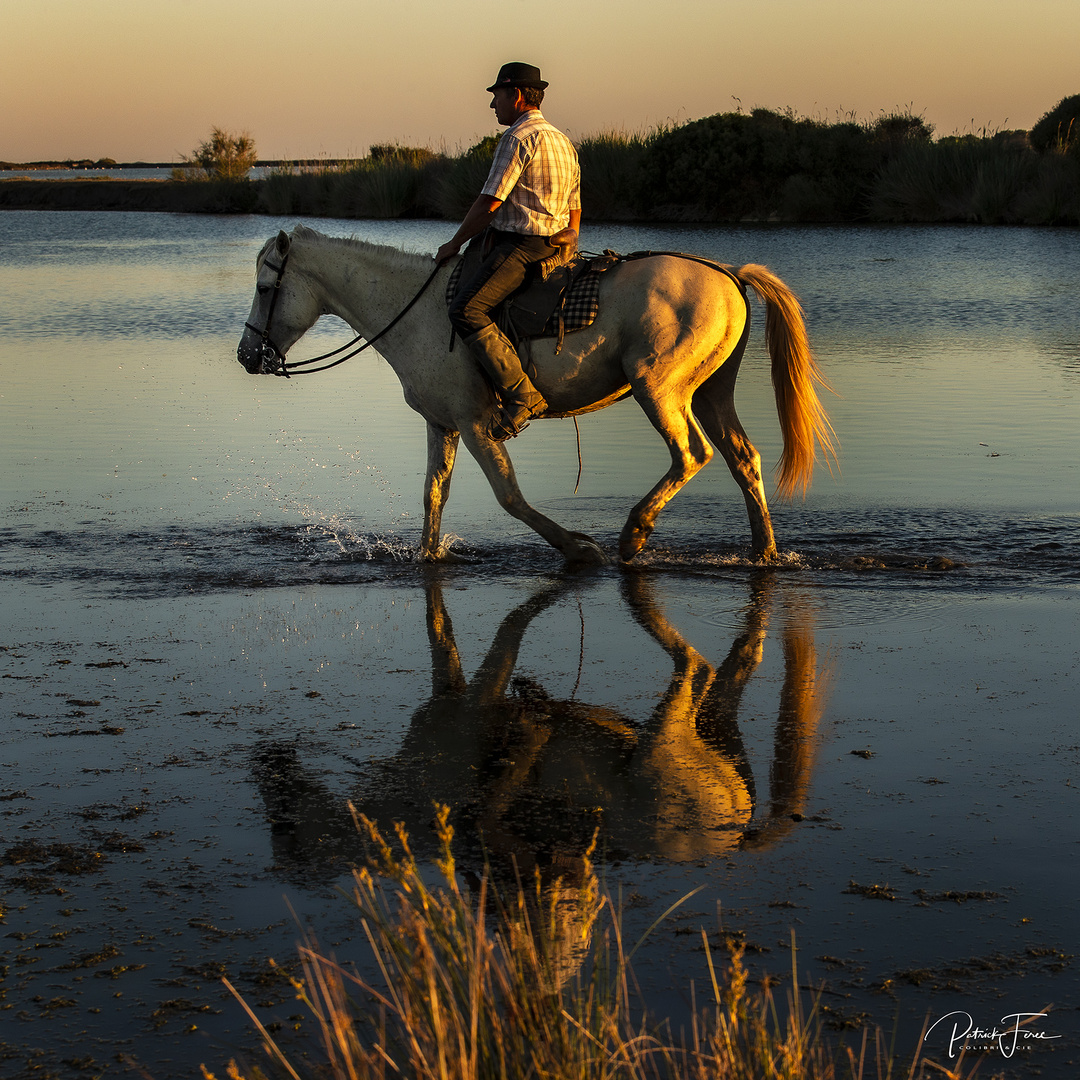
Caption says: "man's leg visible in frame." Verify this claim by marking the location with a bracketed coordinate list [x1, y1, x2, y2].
[461, 323, 546, 439]
[449, 234, 552, 439]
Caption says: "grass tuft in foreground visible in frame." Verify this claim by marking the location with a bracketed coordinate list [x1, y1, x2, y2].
[203, 806, 982, 1080]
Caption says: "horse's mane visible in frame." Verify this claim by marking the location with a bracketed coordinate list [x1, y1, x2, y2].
[288, 224, 432, 273]
[255, 234, 276, 269]
[255, 224, 433, 275]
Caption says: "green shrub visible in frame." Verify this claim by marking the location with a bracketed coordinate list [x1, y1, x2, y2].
[869, 112, 935, 153]
[635, 108, 926, 221]
[779, 173, 840, 222]
[637, 111, 755, 218]
[174, 127, 258, 181]
[1029, 93, 1080, 153]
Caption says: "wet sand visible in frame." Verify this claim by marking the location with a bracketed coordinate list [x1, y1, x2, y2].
[2, 565, 1077, 1077]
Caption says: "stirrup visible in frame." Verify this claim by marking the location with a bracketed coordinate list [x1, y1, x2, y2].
[487, 410, 529, 443]
[487, 402, 539, 442]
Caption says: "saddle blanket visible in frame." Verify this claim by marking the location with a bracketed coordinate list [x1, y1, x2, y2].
[445, 251, 617, 350]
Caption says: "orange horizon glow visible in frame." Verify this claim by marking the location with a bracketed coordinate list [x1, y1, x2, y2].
[3, 0, 1077, 163]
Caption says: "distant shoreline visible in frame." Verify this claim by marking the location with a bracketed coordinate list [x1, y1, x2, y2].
[0, 159, 361, 171]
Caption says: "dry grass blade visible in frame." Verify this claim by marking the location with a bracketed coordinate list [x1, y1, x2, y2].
[220, 976, 304, 1080]
[208, 806, 987, 1080]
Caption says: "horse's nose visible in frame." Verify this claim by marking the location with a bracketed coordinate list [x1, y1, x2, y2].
[237, 333, 263, 374]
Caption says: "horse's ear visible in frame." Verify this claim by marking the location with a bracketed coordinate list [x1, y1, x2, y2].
[275, 230, 291, 256]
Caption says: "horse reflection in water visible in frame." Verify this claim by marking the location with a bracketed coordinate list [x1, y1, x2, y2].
[253, 573, 826, 882]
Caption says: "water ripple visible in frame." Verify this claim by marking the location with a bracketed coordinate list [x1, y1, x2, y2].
[2, 504, 1077, 600]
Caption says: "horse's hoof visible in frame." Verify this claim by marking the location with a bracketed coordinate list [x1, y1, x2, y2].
[752, 544, 780, 565]
[565, 532, 609, 567]
[431, 549, 472, 565]
[618, 527, 650, 563]
[420, 535, 475, 564]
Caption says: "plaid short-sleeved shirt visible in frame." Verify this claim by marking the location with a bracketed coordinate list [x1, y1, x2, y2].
[482, 110, 581, 236]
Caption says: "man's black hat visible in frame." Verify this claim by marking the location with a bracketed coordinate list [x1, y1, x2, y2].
[486, 62, 548, 92]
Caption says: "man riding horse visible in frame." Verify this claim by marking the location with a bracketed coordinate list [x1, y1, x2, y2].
[435, 62, 581, 441]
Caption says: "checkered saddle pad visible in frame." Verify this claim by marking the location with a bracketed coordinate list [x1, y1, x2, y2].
[446, 251, 618, 352]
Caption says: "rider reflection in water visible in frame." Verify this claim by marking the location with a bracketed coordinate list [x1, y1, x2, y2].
[435, 62, 581, 442]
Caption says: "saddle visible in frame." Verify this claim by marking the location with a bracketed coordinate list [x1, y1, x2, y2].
[446, 234, 620, 356]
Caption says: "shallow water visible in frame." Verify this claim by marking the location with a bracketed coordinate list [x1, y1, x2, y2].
[1, 210, 1079, 1077]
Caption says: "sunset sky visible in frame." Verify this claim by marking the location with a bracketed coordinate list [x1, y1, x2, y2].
[4, 0, 1077, 162]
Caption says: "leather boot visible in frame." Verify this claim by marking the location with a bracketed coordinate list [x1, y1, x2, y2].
[463, 324, 547, 441]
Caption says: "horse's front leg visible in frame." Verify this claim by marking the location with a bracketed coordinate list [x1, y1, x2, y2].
[421, 422, 460, 560]
[461, 431, 608, 566]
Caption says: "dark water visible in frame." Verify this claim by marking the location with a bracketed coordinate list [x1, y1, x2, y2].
[1, 211, 1079, 1077]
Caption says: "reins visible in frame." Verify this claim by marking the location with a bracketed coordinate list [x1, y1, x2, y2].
[247, 253, 442, 377]
[250, 246, 738, 378]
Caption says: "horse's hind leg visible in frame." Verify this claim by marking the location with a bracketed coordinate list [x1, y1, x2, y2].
[692, 367, 778, 561]
[619, 395, 713, 562]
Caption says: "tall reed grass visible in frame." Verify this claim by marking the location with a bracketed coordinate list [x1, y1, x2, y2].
[576, 129, 655, 220]
[258, 149, 451, 219]
[203, 806, 982, 1080]
[433, 135, 500, 220]
[869, 137, 1040, 223]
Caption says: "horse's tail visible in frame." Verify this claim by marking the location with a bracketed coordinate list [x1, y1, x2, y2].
[732, 264, 838, 497]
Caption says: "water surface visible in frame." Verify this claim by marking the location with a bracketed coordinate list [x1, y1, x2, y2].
[1, 211, 1078, 1077]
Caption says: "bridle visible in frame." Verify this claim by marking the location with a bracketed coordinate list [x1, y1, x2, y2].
[244, 252, 292, 373]
[244, 250, 442, 377]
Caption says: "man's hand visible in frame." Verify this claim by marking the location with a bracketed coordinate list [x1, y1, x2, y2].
[434, 195, 503, 266]
[435, 240, 461, 267]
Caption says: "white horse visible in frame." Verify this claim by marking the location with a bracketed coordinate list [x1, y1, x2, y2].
[237, 225, 835, 565]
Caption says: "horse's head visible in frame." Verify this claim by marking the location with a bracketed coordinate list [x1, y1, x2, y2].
[237, 229, 323, 375]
